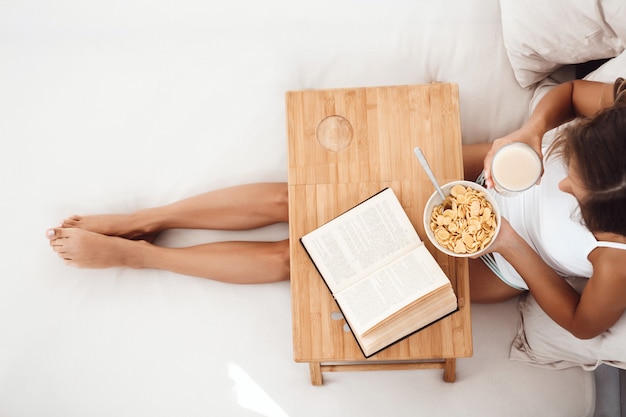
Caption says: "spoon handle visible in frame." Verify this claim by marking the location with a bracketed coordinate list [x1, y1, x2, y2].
[413, 147, 446, 200]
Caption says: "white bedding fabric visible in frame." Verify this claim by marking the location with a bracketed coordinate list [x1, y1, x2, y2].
[500, 0, 626, 88]
[0, 0, 595, 416]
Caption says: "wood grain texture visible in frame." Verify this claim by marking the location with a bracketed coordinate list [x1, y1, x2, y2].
[286, 84, 471, 375]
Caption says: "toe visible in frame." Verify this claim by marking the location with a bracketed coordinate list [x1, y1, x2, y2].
[54, 228, 73, 238]
[47, 228, 65, 240]
[62, 215, 81, 228]
[48, 227, 75, 244]
[46, 228, 69, 240]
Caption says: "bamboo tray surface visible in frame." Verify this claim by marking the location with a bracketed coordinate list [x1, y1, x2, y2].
[286, 83, 472, 362]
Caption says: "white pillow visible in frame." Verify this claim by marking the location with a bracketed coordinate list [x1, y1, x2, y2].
[528, 49, 626, 114]
[510, 277, 626, 370]
[500, 0, 626, 88]
[583, 48, 626, 82]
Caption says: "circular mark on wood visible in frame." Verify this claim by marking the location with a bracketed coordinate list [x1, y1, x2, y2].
[316, 115, 353, 152]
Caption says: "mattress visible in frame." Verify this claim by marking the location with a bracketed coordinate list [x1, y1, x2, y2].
[0, 0, 595, 416]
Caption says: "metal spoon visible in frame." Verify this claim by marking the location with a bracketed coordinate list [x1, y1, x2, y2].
[413, 147, 446, 200]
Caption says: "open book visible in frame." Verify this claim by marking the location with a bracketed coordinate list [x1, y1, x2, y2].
[300, 188, 458, 358]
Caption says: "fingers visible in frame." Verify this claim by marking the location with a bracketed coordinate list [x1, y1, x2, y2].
[482, 133, 545, 190]
[482, 138, 509, 188]
[483, 165, 494, 189]
[482, 143, 501, 189]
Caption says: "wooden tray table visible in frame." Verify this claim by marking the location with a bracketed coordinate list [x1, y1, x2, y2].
[286, 83, 472, 385]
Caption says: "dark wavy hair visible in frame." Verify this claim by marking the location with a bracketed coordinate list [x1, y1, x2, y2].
[549, 103, 626, 237]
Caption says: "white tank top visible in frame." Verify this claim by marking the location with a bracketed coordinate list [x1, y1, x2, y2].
[490, 132, 626, 290]
[596, 241, 626, 250]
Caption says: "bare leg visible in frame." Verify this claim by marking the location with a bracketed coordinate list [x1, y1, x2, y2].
[462, 143, 492, 181]
[62, 182, 289, 238]
[49, 182, 290, 283]
[468, 257, 524, 303]
[48, 228, 290, 284]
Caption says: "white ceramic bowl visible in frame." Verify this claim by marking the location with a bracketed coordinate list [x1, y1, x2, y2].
[423, 180, 501, 258]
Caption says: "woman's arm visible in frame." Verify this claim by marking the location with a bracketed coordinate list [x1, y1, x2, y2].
[482, 80, 614, 189]
[491, 219, 626, 339]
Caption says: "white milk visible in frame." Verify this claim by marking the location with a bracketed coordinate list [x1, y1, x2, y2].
[491, 143, 542, 195]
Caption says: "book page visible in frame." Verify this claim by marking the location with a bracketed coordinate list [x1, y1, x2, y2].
[300, 188, 422, 293]
[334, 245, 450, 336]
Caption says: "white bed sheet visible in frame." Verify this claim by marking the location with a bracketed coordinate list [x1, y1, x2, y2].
[0, 0, 593, 416]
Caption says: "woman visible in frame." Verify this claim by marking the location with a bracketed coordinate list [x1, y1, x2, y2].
[464, 77, 626, 340]
[47, 78, 626, 340]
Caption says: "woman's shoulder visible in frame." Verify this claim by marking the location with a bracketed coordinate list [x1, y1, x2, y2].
[588, 242, 626, 279]
[585, 246, 626, 319]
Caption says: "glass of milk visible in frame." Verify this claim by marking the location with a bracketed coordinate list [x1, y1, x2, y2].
[491, 143, 542, 196]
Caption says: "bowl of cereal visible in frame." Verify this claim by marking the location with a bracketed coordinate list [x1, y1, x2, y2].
[423, 180, 501, 257]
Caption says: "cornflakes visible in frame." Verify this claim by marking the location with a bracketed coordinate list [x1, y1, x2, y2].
[430, 185, 497, 254]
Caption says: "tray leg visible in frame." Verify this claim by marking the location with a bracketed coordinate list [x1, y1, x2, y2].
[309, 362, 323, 386]
[443, 358, 456, 382]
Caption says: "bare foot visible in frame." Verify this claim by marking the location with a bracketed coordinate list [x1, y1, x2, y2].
[62, 214, 159, 242]
[47, 228, 148, 269]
